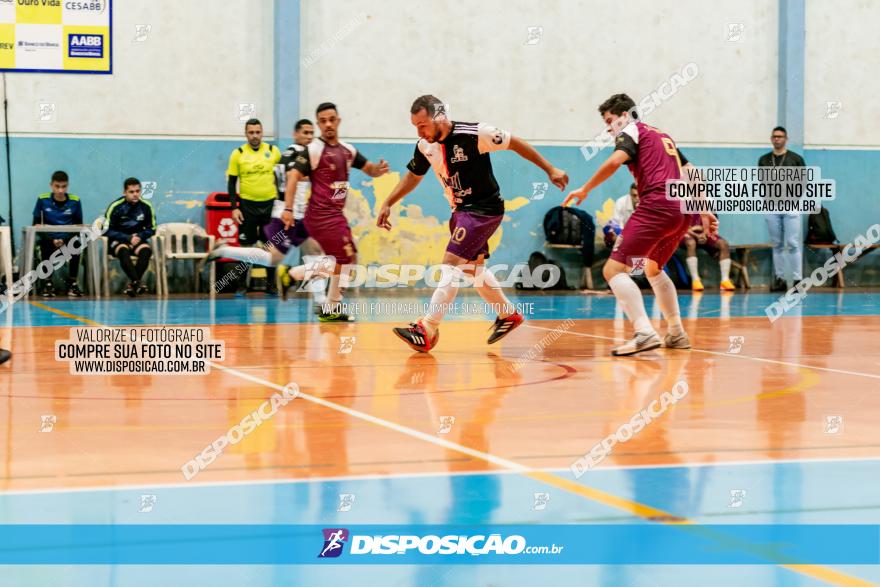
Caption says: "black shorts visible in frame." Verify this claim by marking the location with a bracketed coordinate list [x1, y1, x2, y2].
[110, 239, 152, 256]
[238, 199, 275, 246]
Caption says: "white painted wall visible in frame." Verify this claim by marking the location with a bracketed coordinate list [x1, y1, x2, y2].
[4, 0, 274, 138]
[805, 0, 879, 148]
[301, 0, 777, 146]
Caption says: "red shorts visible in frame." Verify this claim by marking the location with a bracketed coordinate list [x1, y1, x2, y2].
[303, 214, 357, 264]
[610, 204, 690, 268]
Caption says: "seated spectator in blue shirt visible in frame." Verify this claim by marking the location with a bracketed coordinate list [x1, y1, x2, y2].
[104, 177, 156, 297]
[32, 170, 84, 297]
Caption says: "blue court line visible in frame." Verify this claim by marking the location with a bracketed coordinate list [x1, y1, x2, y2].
[6, 290, 880, 327]
[1, 460, 877, 525]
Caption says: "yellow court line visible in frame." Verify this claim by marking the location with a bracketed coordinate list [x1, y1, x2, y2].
[22, 302, 878, 586]
[28, 300, 103, 326]
[210, 365, 877, 587]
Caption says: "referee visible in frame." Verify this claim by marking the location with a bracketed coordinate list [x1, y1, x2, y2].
[226, 118, 282, 296]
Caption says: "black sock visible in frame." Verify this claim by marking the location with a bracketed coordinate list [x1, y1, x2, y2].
[67, 253, 81, 279]
[116, 247, 138, 281]
[265, 266, 276, 289]
[134, 247, 152, 281]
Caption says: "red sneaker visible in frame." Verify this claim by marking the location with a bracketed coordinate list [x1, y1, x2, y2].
[393, 321, 439, 353]
[488, 312, 524, 344]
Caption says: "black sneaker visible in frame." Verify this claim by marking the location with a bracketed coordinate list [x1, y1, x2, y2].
[41, 283, 56, 298]
[0, 348, 10, 365]
[770, 277, 787, 292]
[487, 312, 524, 345]
[392, 321, 438, 353]
[124, 282, 137, 297]
[318, 303, 353, 322]
[136, 282, 148, 296]
[67, 282, 84, 298]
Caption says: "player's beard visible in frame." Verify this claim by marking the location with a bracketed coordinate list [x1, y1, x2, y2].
[426, 124, 443, 143]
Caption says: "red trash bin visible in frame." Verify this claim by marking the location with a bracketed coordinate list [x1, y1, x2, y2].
[205, 192, 239, 262]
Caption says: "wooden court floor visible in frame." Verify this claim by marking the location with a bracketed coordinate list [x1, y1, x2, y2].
[2, 295, 878, 492]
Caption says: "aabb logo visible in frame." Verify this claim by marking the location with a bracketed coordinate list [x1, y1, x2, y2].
[318, 528, 348, 558]
[68, 34, 103, 58]
[70, 35, 101, 46]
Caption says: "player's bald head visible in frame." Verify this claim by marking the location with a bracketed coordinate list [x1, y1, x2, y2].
[410, 95, 450, 143]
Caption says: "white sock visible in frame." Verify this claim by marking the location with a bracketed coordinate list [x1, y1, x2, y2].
[214, 246, 273, 267]
[475, 266, 514, 318]
[309, 278, 327, 305]
[289, 255, 334, 281]
[720, 258, 731, 282]
[608, 273, 654, 334]
[299, 255, 328, 305]
[648, 272, 684, 336]
[423, 265, 463, 334]
[686, 256, 700, 280]
[327, 273, 344, 305]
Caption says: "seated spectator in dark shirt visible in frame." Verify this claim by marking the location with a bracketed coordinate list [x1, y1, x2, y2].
[104, 177, 156, 297]
[32, 170, 84, 297]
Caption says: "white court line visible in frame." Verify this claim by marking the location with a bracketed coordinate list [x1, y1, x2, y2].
[3, 454, 880, 497]
[210, 363, 531, 475]
[525, 324, 880, 381]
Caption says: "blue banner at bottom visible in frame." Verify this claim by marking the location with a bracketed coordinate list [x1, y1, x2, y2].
[0, 524, 876, 565]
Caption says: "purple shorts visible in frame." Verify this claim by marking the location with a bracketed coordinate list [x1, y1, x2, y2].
[262, 218, 310, 255]
[446, 211, 503, 261]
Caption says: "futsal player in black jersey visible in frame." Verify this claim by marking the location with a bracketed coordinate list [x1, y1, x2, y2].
[378, 95, 568, 352]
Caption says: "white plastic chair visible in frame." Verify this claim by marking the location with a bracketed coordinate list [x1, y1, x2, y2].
[0, 227, 13, 299]
[101, 235, 164, 297]
[155, 223, 216, 296]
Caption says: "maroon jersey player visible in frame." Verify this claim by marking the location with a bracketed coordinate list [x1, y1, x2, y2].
[284, 102, 389, 321]
[565, 93, 717, 356]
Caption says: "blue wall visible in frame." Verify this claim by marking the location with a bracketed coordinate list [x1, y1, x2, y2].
[2, 137, 878, 287]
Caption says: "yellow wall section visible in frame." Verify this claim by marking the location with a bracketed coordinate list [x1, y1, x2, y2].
[349, 172, 507, 266]
[0, 24, 14, 69]
[16, 1, 62, 25]
[595, 198, 616, 226]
